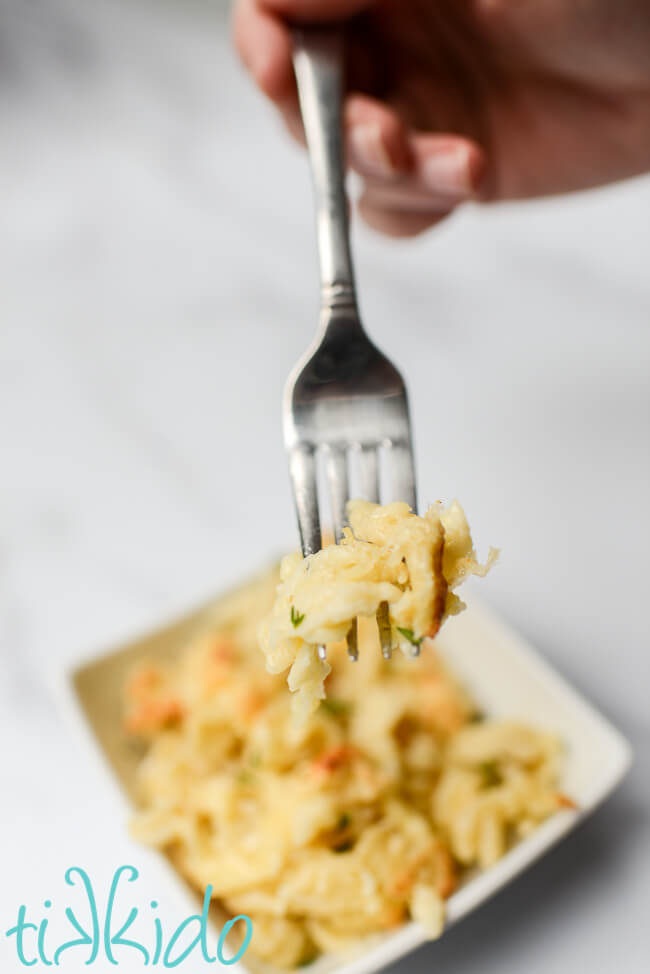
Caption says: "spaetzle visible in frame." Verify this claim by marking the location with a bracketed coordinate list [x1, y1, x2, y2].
[124, 568, 569, 968]
[259, 500, 498, 720]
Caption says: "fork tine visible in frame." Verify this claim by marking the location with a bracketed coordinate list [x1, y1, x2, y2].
[325, 444, 356, 660]
[362, 444, 390, 660]
[290, 445, 328, 661]
[346, 617, 359, 661]
[326, 445, 349, 543]
[389, 440, 417, 512]
[392, 440, 418, 662]
[358, 444, 380, 503]
[289, 444, 322, 557]
[377, 601, 392, 659]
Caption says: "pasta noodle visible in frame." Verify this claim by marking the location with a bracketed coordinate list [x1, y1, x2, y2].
[124, 568, 569, 968]
[259, 499, 498, 720]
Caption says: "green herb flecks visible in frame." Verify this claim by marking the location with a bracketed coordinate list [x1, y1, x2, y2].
[298, 953, 319, 968]
[321, 698, 352, 718]
[332, 840, 354, 854]
[290, 606, 305, 628]
[331, 812, 354, 852]
[478, 761, 502, 788]
[396, 627, 423, 648]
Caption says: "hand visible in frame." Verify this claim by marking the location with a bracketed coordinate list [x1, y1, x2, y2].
[233, 0, 650, 236]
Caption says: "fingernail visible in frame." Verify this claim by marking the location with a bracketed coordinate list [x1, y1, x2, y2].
[348, 122, 396, 178]
[422, 146, 475, 196]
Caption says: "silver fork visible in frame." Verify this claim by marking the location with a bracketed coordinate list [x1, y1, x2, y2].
[284, 26, 418, 661]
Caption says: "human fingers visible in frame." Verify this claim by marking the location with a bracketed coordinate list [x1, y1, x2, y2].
[409, 132, 486, 201]
[233, 0, 376, 102]
[252, 85, 413, 172]
[232, 0, 295, 103]
[257, 0, 374, 20]
[356, 199, 451, 238]
[278, 94, 413, 182]
[277, 106, 486, 236]
[356, 133, 486, 236]
[345, 94, 413, 178]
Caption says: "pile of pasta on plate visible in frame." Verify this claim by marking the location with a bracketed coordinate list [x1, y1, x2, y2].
[123, 501, 570, 968]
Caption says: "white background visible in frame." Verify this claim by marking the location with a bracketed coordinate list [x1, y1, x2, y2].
[1, 0, 649, 971]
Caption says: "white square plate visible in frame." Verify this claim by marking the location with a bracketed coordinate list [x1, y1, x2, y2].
[62, 578, 632, 974]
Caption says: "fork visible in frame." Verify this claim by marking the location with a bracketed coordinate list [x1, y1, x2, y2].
[284, 26, 418, 661]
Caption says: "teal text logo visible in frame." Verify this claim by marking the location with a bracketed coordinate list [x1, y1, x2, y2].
[5, 865, 252, 967]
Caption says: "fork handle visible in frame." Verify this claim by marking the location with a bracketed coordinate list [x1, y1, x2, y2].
[293, 27, 358, 313]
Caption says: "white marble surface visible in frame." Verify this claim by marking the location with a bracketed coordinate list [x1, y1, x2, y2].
[1, 0, 649, 970]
